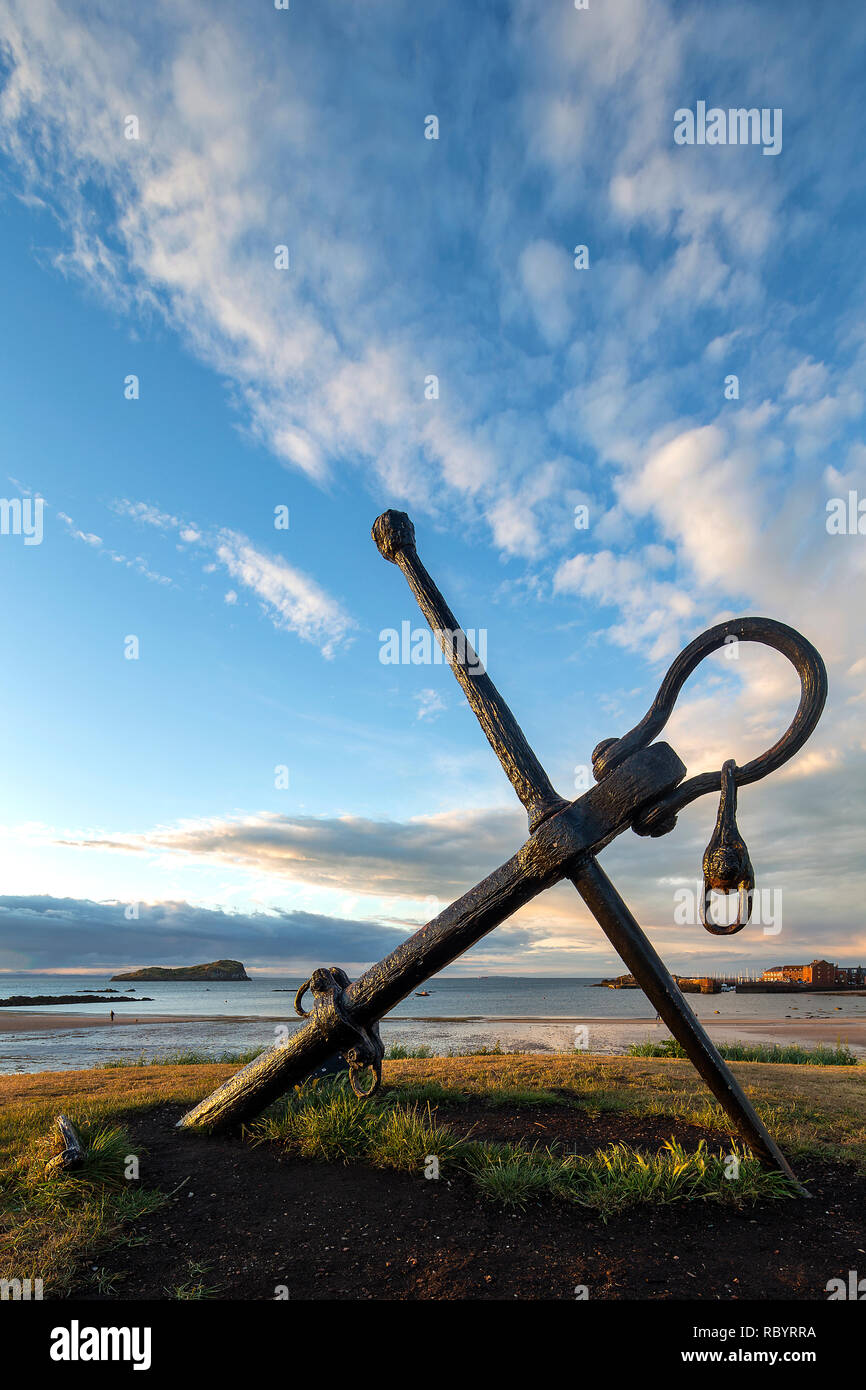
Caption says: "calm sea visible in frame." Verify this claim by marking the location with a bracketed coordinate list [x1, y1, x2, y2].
[1, 973, 864, 1073]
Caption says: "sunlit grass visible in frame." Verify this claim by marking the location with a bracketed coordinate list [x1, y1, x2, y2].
[382, 1053, 866, 1169]
[250, 1078, 798, 1217]
[383, 1077, 564, 1108]
[463, 1137, 795, 1216]
[251, 1077, 460, 1171]
[0, 1116, 162, 1295]
[384, 1042, 434, 1060]
[104, 1046, 265, 1068]
[628, 1038, 859, 1065]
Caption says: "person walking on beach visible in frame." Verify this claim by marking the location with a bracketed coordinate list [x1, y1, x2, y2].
[110, 1009, 115, 1022]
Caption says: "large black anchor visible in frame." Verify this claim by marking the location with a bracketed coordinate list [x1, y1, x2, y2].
[181, 513, 827, 1193]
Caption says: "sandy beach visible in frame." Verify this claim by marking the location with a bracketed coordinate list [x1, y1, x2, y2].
[0, 1011, 243, 1033]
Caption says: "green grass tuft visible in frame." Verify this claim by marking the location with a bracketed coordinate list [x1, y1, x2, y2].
[628, 1038, 859, 1065]
[250, 1077, 798, 1217]
[384, 1042, 434, 1060]
[464, 1137, 797, 1216]
[103, 1047, 265, 1068]
[252, 1077, 459, 1172]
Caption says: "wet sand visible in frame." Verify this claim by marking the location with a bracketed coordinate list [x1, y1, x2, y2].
[390, 1016, 866, 1057]
[1, 1009, 864, 1055]
[0, 1011, 246, 1033]
[376, 1013, 866, 1059]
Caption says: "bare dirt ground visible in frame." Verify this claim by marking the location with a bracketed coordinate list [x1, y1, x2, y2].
[69, 1099, 865, 1302]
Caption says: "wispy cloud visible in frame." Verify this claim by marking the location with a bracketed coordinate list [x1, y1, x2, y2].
[57, 507, 173, 584]
[2, 0, 863, 584]
[57, 806, 525, 901]
[111, 496, 355, 655]
[212, 529, 354, 657]
[414, 688, 446, 722]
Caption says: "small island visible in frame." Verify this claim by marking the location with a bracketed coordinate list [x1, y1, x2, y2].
[111, 959, 250, 982]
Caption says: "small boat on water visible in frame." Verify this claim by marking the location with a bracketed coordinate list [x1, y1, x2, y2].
[415, 990, 431, 996]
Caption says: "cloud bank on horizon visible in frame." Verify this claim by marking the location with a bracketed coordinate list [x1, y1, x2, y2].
[0, 0, 862, 974]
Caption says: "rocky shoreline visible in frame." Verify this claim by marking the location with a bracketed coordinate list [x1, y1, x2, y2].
[0, 993, 152, 1006]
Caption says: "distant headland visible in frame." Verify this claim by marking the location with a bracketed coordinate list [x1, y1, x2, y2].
[110, 959, 250, 982]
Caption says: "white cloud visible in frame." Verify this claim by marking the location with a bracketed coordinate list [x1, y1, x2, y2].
[214, 530, 353, 657]
[518, 239, 573, 345]
[0, 0, 556, 543]
[57, 507, 173, 583]
[109, 495, 355, 654]
[784, 357, 830, 402]
[58, 513, 101, 547]
[414, 689, 446, 722]
[554, 548, 696, 660]
[112, 500, 179, 529]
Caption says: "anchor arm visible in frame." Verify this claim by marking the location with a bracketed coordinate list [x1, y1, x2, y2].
[179, 743, 685, 1132]
[569, 859, 807, 1192]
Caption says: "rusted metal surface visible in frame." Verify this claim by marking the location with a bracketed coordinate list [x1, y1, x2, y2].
[180, 511, 828, 1192]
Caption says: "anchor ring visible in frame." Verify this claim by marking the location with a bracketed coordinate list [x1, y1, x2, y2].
[700, 883, 753, 935]
[346, 1059, 382, 1098]
[591, 617, 827, 835]
[294, 978, 313, 1017]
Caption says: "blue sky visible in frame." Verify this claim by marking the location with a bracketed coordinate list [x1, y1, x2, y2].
[0, 0, 863, 977]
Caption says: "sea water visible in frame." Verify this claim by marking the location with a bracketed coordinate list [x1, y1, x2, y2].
[1, 973, 863, 1072]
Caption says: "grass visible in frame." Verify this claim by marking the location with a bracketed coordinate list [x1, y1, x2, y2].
[0, 1116, 164, 1295]
[386, 1041, 508, 1058]
[383, 1077, 565, 1108]
[464, 1138, 793, 1215]
[628, 1038, 860, 1065]
[0, 1061, 237, 1296]
[381, 1053, 866, 1170]
[169, 1259, 222, 1300]
[2, 1049, 864, 1291]
[103, 1046, 265, 1068]
[252, 1077, 461, 1170]
[252, 1077, 798, 1218]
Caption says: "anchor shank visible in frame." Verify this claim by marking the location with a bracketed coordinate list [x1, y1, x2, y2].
[569, 857, 807, 1192]
[373, 511, 567, 830]
[396, 544, 566, 829]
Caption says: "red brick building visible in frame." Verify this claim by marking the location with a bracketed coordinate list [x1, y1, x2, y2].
[761, 959, 838, 986]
